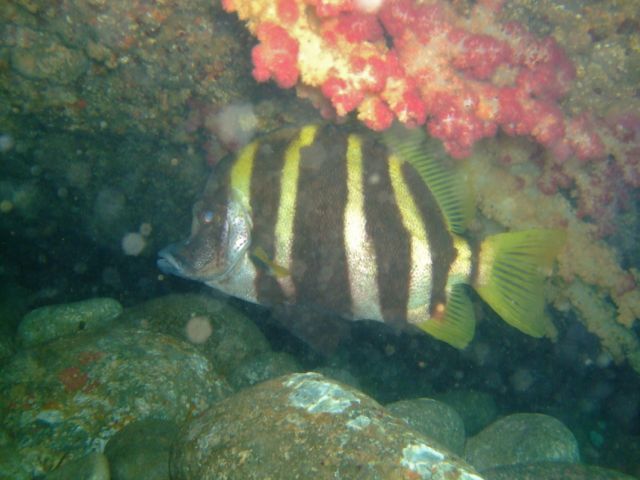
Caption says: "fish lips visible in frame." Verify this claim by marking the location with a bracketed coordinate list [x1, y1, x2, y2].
[157, 242, 195, 280]
[157, 239, 233, 282]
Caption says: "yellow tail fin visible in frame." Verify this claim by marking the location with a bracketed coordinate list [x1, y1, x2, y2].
[474, 229, 565, 337]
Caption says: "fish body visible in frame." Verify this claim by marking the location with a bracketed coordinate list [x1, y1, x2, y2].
[159, 124, 564, 348]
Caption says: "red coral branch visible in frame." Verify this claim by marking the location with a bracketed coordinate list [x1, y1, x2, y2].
[224, 0, 639, 234]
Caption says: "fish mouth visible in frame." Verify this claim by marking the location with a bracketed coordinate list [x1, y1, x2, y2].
[157, 242, 232, 282]
[157, 244, 192, 279]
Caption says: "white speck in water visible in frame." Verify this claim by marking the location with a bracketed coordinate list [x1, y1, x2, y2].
[121, 232, 146, 256]
[139, 222, 153, 236]
[0, 133, 15, 152]
[186, 316, 213, 344]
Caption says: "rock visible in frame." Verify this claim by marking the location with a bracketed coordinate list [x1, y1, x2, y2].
[18, 297, 122, 347]
[465, 413, 580, 471]
[11, 27, 88, 84]
[1, 0, 256, 142]
[170, 372, 483, 480]
[315, 366, 361, 390]
[105, 418, 178, 480]
[44, 452, 109, 480]
[0, 439, 31, 480]
[228, 351, 301, 390]
[435, 389, 498, 436]
[482, 462, 638, 480]
[118, 294, 270, 375]
[386, 397, 466, 455]
[0, 428, 10, 446]
[1, 327, 231, 478]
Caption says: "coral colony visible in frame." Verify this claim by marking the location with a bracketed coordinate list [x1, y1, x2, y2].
[223, 0, 604, 160]
[222, 0, 640, 372]
[222, 0, 640, 233]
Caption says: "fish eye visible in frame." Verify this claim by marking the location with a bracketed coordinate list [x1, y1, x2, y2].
[201, 210, 215, 224]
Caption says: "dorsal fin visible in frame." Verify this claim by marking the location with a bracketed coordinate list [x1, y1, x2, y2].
[382, 124, 473, 235]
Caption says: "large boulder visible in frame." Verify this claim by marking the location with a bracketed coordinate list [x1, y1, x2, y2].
[465, 413, 580, 471]
[170, 372, 484, 480]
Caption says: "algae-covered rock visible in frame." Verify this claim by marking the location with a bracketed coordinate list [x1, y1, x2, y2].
[0, 438, 31, 480]
[44, 452, 109, 480]
[314, 366, 361, 390]
[465, 413, 580, 471]
[11, 27, 88, 84]
[18, 297, 122, 347]
[482, 462, 638, 480]
[1, 327, 231, 478]
[228, 351, 302, 390]
[2, 0, 254, 141]
[118, 294, 270, 375]
[435, 389, 498, 436]
[105, 418, 178, 480]
[170, 372, 484, 480]
[386, 397, 466, 455]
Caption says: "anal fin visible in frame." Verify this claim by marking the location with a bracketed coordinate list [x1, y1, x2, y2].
[417, 284, 475, 349]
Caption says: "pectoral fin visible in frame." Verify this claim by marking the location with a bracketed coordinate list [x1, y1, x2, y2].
[251, 246, 291, 278]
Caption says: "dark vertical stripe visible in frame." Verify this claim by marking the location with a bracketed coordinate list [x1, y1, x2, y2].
[249, 129, 297, 304]
[291, 125, 351, 314]
[362, 138, 411, 327]
[205, 152, 234, 205]
[401, 162, 456, 314]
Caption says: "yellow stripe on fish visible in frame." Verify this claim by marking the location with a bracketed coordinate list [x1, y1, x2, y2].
[230, 140, 257, 213]
[158, 123, 565, 349]
[344, 133, 383, 322]
[273, 125, 318, 299]
[388, 153, 432, 319]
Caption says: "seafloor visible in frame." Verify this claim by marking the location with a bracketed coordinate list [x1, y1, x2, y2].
[0, 0, 639, 479]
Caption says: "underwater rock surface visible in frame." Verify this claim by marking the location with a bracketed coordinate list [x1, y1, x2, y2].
[104, 418, 178, 480]
[118, 294, 271, 376]
[0, 294, 637, 479]
[43, 452, 109, 480]
[434, 389, 499, 436]
[482, 462, 638, 480]
[170, 372, 483, 480]
[0, 326, 231, 477]
[18, 297, 122, 347]
[386, 397, 466, 455]
[465, 412, 581, 471]
[228, 350, 302, 390]
[1, 0, 254, 141]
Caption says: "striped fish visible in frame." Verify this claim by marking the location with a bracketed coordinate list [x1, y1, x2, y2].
[158, 124, 565, 349]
